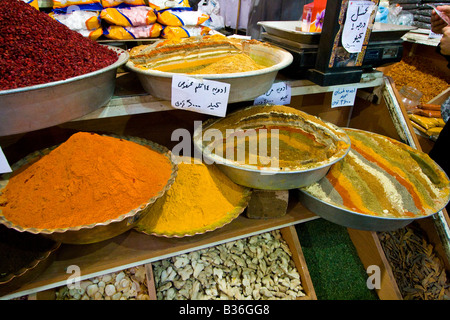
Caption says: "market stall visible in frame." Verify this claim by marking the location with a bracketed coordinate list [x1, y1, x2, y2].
[1, 0, 449, 301]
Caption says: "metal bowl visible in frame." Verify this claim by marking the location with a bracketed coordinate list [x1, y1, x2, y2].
[126, 41, 293, 103]
[0, 46, 129, 137]
[298, 128, 450, 231]
[0, 227, 60, 297]
[192, 106, 351, 190]
[0, 135, 177, 245]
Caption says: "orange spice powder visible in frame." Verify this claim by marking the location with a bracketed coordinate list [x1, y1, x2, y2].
[0, 132, 173, 229]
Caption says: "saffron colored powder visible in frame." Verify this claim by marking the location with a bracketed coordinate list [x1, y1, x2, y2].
[0, 132, 173, 229]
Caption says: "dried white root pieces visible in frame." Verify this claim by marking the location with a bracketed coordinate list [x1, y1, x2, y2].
[55, 265, 150, 300]
[153, 230, 306, 300]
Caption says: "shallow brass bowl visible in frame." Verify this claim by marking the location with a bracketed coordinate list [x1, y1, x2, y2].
[0, 135, 177, 245]
[0, 237, 60, 298]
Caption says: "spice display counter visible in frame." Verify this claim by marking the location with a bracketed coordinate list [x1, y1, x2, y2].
[1, 202, 316, 299]
[1, 68, 449, 301]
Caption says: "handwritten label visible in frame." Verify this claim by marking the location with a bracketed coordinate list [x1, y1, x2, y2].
[342, 1, 375, 53]
[332, 87, 357, 107]
[171, 74, 230, 117]
[0, 147, 12, 174]
[254, 82, 291, 105]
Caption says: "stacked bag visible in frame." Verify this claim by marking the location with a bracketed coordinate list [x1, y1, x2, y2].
[48, 0, 212, 40]
[389, 0, 450, 29]
[408, 103, 446, 139]
[21, 0, 39, 9]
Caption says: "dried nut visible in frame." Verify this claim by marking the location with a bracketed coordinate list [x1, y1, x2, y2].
[105, 284, 116, 297]
[152, 229, 305, 300]
[102, 274, 112, 283]
[80, 280, 93, 291]
[94, 292, 103, 300]
[119, 279, 130, 289]
[112, 292, 122, 300]
[86, 284, 99, 298]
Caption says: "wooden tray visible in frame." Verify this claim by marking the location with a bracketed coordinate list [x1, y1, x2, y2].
[30, 226, 316, 300]
[147, 226, 317, 300]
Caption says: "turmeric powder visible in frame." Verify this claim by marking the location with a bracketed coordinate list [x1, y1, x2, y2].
[135, 158, 249, 236]
[0, 132, 173, 230]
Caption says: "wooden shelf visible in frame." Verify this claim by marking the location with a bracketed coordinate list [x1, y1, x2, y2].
[71, 70, 385, 122]
[1, 200, 318, 300]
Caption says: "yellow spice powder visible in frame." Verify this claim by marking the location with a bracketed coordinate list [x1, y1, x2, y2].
[136, 159, 247, 236]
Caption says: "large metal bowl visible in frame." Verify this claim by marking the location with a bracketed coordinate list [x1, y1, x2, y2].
[126, 41, 293, 103]
[0, 46, 129, 137]
[192, 106, 351, 190]
[0, 135, 177, 245]
[298, 129, 450, 231]
[0, 225, 60, 297]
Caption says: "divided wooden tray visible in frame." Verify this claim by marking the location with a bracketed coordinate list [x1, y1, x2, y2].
[29, 226, 317, 300]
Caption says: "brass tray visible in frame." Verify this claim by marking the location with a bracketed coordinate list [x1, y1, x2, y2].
[135, 157, 252, 238]
[0, 225, 60, 297]
[0, 134, 177, 244]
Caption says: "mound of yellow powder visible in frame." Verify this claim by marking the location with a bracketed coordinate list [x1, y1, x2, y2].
[135, 159, 249, 236]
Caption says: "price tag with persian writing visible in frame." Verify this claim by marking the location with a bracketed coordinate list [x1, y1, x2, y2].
[254, 82, 291, 105]
[342, 1, 375, 53]
[332, 87, 357, 107]
[171, 74, 230, 117]
[0, 147, 12, 174]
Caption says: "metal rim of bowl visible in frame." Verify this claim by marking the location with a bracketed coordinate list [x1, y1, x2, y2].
[192, 114, 352, 175]
[0, 134, 178, 236]
[0, 241, 61, 286]
[298, 187, 444, 225]
[0, 46, 129, 96]
[125, 41, 294, 79]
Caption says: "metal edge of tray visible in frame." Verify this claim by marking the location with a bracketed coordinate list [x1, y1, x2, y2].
[297, 189, 421, 232]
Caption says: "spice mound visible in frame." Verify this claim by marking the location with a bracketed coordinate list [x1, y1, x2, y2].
[0, 0, 118, 90]
[135, 158, 249, 237]
[302, 129, 450, 219]
[0, 225, 57, 283]
[128, 34, 269, 74]
[0, 132, 173, 230]
[200, 105, 350, 171]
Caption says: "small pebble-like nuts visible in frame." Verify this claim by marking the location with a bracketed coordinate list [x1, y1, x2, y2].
[105, 284, 116, 296]
[94, 292, 103, 300]
[86, 284, 99, 298]
[116, 271, 126, 283]
[102, 274, 112, 283]
[120, 279, 130, 289]
[112, 292, 122, 300]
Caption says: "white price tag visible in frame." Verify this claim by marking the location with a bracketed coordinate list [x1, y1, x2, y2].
[342, 1, 375, 53]
[254, 82, 291, 105]
[171, 74, 230, 117]
[332, 87, 357, 107]
[0, 147, 12, 174]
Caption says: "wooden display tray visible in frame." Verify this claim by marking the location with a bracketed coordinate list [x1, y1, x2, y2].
[30, 226, 317, 300]
[348, 75, 450, 300]
[348, 212, 450, 300]
[1, 201, 317, 300]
